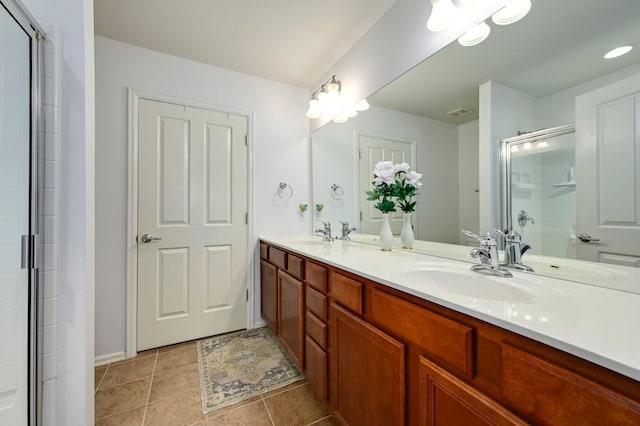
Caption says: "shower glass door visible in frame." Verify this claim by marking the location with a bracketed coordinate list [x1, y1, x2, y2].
[0, 2, 37, 425]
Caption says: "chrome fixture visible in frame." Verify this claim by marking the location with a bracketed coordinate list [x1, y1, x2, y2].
[331, 184, 344, 200]
[277, 182, 292, 199]
[578, 233, 600, 243]
[517, 209, 534, 227]
[339, 221, 357, 240]
[462, 230, 513, 278]
[305, 74, 369, 123]
[140, 233, 162, 243]
[497, 229, 534, 272]
[315, 221, 333, 242]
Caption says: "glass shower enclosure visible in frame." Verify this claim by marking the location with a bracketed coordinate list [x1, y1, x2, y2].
[500, 124, 577, 259]
[0, 0, 43, 424]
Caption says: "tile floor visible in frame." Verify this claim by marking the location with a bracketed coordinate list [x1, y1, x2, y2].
[95, 340, 337, 426]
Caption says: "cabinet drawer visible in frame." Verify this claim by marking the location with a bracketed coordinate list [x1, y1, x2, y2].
[370, 287, 474, 378]
[329, 271, 363, 315]
[260, 242, 268, 260]
[502, 343, 640, 425]
[269, 247, 287, 269]
[306, 286, 327, 321]
[287, 254, 304, 280]
[306, 311, 327, 349]
[305, 261, 327, 293]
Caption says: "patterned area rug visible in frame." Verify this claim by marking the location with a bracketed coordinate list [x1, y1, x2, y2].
[196, 327, 304, 413]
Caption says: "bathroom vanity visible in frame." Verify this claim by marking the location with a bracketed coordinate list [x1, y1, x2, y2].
[259, 236, 640, 425]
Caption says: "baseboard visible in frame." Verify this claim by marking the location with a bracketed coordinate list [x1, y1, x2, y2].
[94, 351, 126, 367]
[252, 319, 266, 329]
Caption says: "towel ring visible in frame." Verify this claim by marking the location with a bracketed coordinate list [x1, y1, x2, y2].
[331, 184, 344, 200]
[277, 182, 293, 199]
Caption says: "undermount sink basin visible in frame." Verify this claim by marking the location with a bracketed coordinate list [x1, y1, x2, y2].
[404, 267, 535, 303]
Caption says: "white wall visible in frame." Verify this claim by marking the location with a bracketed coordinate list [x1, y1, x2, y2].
[94, 36, 310, 359]
[312, 105, 459, 243]
[21, 0, 95, 425]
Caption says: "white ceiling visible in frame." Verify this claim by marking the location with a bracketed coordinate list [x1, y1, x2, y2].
[369, 0, 640, 124]
[94, 0, 397, 88]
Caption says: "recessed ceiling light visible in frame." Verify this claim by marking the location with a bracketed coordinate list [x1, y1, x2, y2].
[604, 45, 633, 59]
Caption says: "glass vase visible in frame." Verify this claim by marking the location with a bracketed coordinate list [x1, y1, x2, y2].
[379, 213, 394, 251]
[401, 213, 414, 249]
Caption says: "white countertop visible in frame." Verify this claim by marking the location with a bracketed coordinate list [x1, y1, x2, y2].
[260, 234, 640, 381]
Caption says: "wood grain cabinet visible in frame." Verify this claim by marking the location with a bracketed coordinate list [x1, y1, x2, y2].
[277, 269, 304, 369]
[330, 302, 405, 426]
[259, 241, 640, 426]
[259, 259, 277, 334]
[419, 356, 527, 426]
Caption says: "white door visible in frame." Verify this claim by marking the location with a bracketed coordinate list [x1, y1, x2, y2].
[575, 73, 640, 266]
[137, 99, 248, 351]
[358, 135, 414, 234]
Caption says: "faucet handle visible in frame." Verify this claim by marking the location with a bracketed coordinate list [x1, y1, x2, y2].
[462, 230, 496, 246]
[496, 228, 522, 242]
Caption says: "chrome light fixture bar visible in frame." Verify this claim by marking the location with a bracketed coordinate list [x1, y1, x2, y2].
[306, 75, 370, 124]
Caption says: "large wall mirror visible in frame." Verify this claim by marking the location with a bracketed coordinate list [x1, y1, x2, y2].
[311, 0, 640, 292]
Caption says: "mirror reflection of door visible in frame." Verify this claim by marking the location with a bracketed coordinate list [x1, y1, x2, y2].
[358, 135, 414, 234]
[575, 73, 640, 267]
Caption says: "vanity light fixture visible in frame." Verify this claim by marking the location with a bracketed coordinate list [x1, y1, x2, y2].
[354, 99, 370, 111]
[604, 45, 633, 59]
[428, 0, 531, 47]
[306, 75, 342, 119]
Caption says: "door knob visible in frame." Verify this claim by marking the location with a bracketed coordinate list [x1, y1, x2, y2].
[578, 233, 600, 243]
[140, 233, 162, 243]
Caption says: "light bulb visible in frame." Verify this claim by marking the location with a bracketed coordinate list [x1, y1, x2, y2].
[427, 0, 459, 32]
[458, 21, 491, 47]
[305, 99, 321, 119]
[537, 141, 549, 148]
[354, 99, 370, 111]
[492, 0, 531, 26]
[333, 113, 349, 124]
[523, 142, 532, 150]
[346, 109, 358, 118]
[510, 145, 519, 153]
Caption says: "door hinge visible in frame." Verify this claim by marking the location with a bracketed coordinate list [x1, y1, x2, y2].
[360, 211, 363, 222]
[358, 149, 362, 159]
[245, 212, 248, 224]
[244, 134, 248, 146]
[246, 289, 249, 301]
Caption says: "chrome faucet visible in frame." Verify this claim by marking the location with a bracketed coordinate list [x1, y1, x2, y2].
[497, 229, 534, 272]
[315, 221, 333, 242]
[462, 230, 513, 278]
[339, 221, 357, 240]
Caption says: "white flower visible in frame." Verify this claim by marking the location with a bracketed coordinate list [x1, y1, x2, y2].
[405, 171, 423, 187]
[373, 161, 394, 173]
[374, 168, 395, 185]
[393, 162, 411, 173]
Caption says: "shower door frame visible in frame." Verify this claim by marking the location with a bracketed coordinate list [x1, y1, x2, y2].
[1, 0, 45, 424]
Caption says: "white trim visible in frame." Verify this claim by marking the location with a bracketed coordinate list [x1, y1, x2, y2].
[126, 88, 254, 357]
[94, 351, 126, 367]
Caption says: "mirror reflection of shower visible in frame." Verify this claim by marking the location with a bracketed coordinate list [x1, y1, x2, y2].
[502, 124, 577, 259]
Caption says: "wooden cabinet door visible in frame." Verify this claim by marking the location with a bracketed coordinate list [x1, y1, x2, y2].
[260, 259, 278, 334]
[305, 336, 328, 403]
[330, 303, 405, 426]
[278, 270, 304, 369]
[418, 356, 527, 426]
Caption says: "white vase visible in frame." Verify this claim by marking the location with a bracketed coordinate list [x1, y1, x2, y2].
[379, 213, 394, 251]
[401, 213, 414, 249]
